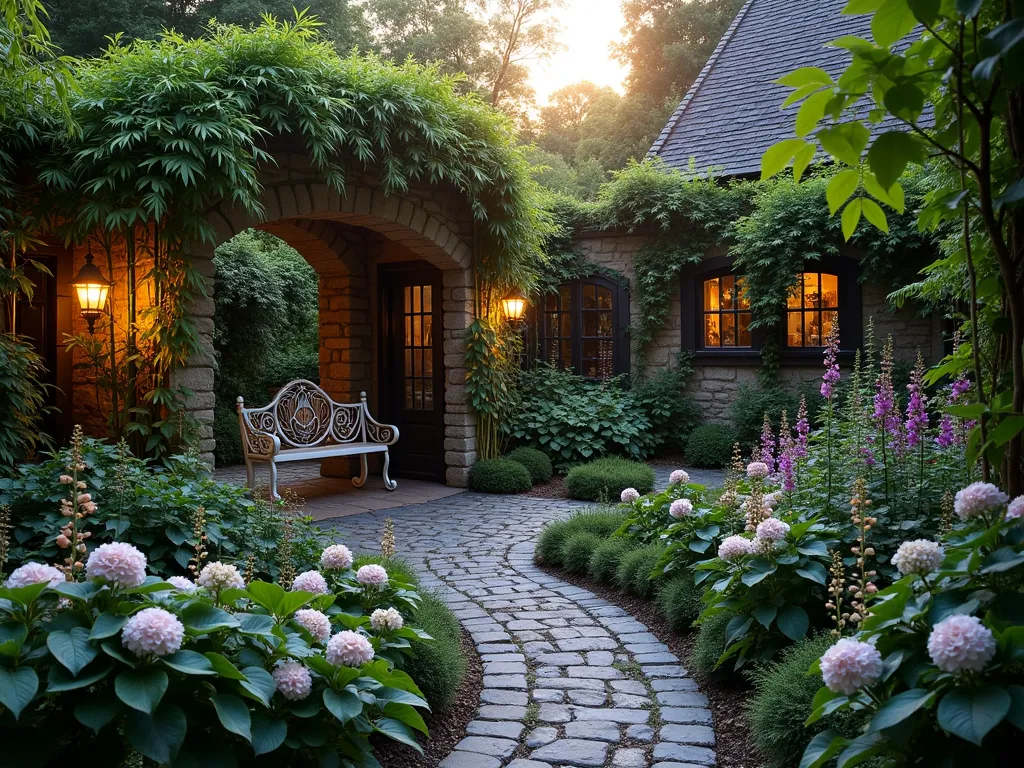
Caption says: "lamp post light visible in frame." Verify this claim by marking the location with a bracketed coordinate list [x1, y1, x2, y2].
[501, 289, 528, 326]
[70, 246, 112, 334]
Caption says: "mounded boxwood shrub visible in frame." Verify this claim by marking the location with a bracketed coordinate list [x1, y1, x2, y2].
[404, 592, 467, 711]
[747, 634, 866, 768]
[588, 537, 636, 584]
[658, 575, 702, 632]
[564, 457, 655, 501]
[684, 424, 736, 469]
[534, 510, 626, 566]
[614, 543, 665, 598]
[468, 458, 532, 494]
[505, 446, 553, 485]
[561, 531, 603, 573]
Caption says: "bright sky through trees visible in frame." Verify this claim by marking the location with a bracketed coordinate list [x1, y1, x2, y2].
[530, 0, 627, 104]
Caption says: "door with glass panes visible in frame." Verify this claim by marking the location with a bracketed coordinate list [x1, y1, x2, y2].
[380, 263, 445, 481]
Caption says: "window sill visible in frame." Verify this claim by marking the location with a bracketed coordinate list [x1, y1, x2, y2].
[693, 349, 763, 366]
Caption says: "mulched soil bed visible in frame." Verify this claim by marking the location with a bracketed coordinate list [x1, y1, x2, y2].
[521, 473, 568, 499]
[375, 626, 484, 768]
[540, 564, 759, 768]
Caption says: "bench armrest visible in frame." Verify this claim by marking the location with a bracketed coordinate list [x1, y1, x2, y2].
[364, 413, 400, 445]
[236, 396, 282, 458]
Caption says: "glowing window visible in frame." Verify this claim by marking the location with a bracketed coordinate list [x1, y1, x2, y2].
[786, 272, 838, 347]
[703, 275, 752, 348]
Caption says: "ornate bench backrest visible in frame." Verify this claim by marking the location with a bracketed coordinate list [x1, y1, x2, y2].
[239, 380, 366, 449]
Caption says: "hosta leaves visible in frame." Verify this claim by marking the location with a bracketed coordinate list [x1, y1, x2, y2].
[869, 688, 935, 731]
[323, 688, 364, 725]
[374, 716, 423, 752]
[239, 666, 277, 707]
[74, 691, 121, 734]
[47, 662, 111, 692]
[250, 712, 287, 756]
[776, 605, 809, 641]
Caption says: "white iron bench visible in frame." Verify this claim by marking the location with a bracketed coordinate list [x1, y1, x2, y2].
[236, 379, 399, 500]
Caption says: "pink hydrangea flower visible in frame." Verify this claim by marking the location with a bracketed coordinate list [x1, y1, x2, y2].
[763, 492, 780, 508]
[669, 499, 693, 519]
[295, 608, 332, 643]
[820, 638, 883, 694]
[755, 517, 790, 541]
[166, 576, 197, 593]
[291, 570, 330, 595]
[356, 564, 388, 587]
[746, 462, 769, 479]
[927, 615, 996, 673]
[86, 542, 148, 587]
[1006, 495, 1024, 520]
[121, 607, 184, 658]
[718, 535, 752, 562]
[326, 630, 375, 667]
[5, 562, 65, 589]
[620, 488, 641, 503]
[320, 544, 353, 571]
[669, 470, 690, 486]
[197, 562, 245, 591]
[273, 660, 313, 701]
[370, 607, 404, 632]
[891, 539, 943, 576]
[954, 482, 1009, 520]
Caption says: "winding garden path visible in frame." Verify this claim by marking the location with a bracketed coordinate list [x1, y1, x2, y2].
[325, 486, 721, 768]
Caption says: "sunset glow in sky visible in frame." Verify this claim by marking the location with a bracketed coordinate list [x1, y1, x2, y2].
[530, 0, 629, 104]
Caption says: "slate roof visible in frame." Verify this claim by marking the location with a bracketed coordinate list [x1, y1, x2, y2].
[649, 0, 902, 177]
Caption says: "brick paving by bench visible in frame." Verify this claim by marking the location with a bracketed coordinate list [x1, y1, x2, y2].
[323, 487, 721, 768]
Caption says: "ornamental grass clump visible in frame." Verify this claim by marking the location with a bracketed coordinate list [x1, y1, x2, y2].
[587, 537, 636, 584]
[534, 510, 627, 567]
[658, 576, 702, 632]
[614, 543, 665, 598]
[561, 531, 603, 574]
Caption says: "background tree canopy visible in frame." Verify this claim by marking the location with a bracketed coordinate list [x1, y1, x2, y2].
[39, 0, 747, 197]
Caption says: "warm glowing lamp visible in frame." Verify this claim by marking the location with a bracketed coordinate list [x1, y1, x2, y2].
[501, 289, 528, 324]
[70, 248, 112, 334]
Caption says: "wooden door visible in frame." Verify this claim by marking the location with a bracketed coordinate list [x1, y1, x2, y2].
[379, 263, 445, 482]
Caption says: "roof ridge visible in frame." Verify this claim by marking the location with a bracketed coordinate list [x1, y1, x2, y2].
[647, 0, 757, 159]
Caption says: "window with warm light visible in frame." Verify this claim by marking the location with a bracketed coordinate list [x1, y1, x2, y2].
[787, 272, 839, 347]
[702, 274, 751, 348]
[533, 277, 626, 379]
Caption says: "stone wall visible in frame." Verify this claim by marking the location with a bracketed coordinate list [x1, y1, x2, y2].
[571, 229, 942, 423]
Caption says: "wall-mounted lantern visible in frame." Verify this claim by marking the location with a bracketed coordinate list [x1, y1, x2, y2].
[70, 246, 112, 334]
[501, 289, 528, 325]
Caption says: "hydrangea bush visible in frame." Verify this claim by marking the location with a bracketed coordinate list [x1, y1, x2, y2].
[0, 541, 435, 765]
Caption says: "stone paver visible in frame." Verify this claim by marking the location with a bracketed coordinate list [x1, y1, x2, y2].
[322, 488, 719, 767]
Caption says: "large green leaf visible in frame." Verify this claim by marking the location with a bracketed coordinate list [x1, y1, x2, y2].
[181, 603, 239, 634]
[837, 731, 888, 768]
[867, 131, 926, 189]
[47, 627, 98, 676]
[239, 666, 276, 707]
[211, 693, 252, 742]
[123, 703, 187, 765]
[89, 612, 128, 641]
[800, 728, 846, 768]
[115, 667, 169, 714]
[869, 688, 935, 732]
[47, 662, 111, 692]
[827, 170, 860, 215]
[937, 686, 1011, 746]
[250, 712, 287, 756]
[323, 688, 363, 725]
[374, 716, 423, 752]
[0, 620, 28, 657]
[162, 650, 216, 676]
[204, 651, 248, 680]
[0, 666, 38, 719]
[74, 691, 121, 734]
[776, 605, 810, 641]
[872, 0, 918, 48]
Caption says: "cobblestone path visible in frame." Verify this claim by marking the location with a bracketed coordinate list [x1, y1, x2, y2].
[324, 492, 718, 768]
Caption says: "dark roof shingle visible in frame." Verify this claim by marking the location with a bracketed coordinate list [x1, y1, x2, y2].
[649, 0, 895, 177]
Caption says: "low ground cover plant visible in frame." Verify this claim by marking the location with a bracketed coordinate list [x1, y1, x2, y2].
[467, 457, 533, 494]
[564, 457, 655, 501]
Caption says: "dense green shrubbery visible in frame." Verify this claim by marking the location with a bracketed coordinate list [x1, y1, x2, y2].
[561, 531, 603, 574]
[0, 333, 50, 467]
[692, 611, 734, 679]
[503, 365, 656, 470]
[729, 385, 797, 450]
[747, 635, 864, 768]
[534, 510, 627, 566]
[504, 446, 553, 485]
[588, 537, 636, 584]
[614, 543, 664, 598]
[631, 355, 702, 453]
[213, 230, 320, 466]
[565, 457, 655, 501]
[467, 458, 533, 494]
[0, 438, 324, 580]
[657, 576, 702, 632]
[684, 424, 736, 468]
[403, 592, 467, 712]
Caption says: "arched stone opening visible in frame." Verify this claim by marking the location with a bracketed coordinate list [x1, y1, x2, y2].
[176, 156, 479, 486]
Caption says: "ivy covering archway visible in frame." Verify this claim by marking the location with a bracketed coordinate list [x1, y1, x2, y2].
[2, 13, 548, 459]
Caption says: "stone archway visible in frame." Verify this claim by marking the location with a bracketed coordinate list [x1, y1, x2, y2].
[173, 153, 479, 486]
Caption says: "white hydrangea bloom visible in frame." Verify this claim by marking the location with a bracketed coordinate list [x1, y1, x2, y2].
[891, 539, 944, 576]
[121, 607, 184, 658]
[820, 638, 883, 694]
[86, 542, 148, 588]
[326, 630, 374, 667]
[320, 544, 354, 571]
[5, 562, 64, 589]
[927, 615, 996, 673]
[370, 607, 404, 632]
[197, 562, 245, 591]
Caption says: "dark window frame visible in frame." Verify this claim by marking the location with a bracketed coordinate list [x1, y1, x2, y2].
[527, 276, 630, 379]
[679, 255, 861, 366]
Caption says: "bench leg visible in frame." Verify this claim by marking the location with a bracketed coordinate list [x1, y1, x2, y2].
[352, 454, 368, 488]
[269, 461, 280, 502]
[245, 460, 255, 491]
[382, 450, 397, 491]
